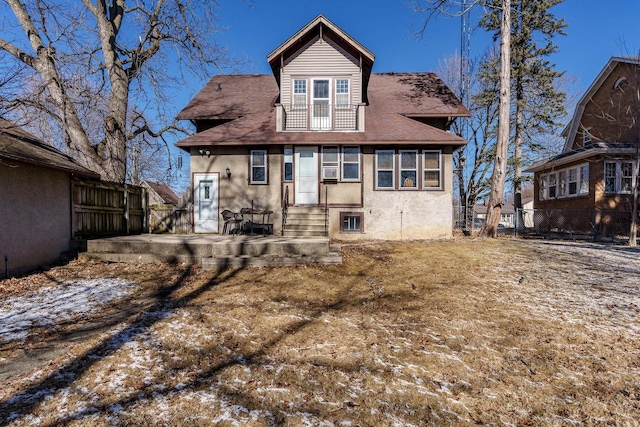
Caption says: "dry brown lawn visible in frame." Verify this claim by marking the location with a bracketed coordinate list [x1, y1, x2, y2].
[0, 238, 639, 426]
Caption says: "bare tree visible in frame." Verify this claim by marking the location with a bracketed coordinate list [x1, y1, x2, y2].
[439, 48, 500, 229]
[0, 0, 232, 183]
[412, 0, 512, 238]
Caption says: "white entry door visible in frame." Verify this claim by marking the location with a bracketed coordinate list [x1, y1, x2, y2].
[193, 173, 218, 233]
[295, 146, 319, 205]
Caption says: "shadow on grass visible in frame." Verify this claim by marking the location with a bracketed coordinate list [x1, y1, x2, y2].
[1, 249, 411, 425]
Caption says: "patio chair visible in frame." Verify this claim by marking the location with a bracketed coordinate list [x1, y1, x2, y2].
[220, 210, 234, 234]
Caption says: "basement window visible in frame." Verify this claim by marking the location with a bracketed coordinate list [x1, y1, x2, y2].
[340, 212, 364, 233]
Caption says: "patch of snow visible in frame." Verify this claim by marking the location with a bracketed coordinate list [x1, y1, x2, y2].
[0, 278, 135, 344]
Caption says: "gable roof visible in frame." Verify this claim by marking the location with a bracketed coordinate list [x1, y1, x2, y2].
[175, 73, 469, 148]
[267, 14, 375, 70]
[561, 56, 640, 152]
[0, 119, 99, 178]
[142, 180, 180, 205]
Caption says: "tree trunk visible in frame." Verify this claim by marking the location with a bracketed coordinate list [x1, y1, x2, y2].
[481, 0, 511, 238]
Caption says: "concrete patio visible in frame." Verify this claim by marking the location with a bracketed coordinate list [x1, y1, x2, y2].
[80, 234, 343, 269]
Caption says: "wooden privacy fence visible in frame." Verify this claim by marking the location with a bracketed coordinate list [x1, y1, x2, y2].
[149, 206, 191, 234]
[72, 178, 148, 238]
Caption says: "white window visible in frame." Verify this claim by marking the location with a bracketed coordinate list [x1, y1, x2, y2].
[342, 146, 360, 181]
[558, 170, 567, 197]
[375, 150, 395, 189]
[340, 212, 363, 232]
[583, 127, 592, 144]
[423, 150, 442, 189]
[250, 150, 267, 184]
[399, 150, 418, 189]
[539, 175, 548, 200]
[568, 168, 578, 195]
[605, 161, 634, 194]
[293, 79, 307, 107]
[322, 146, 339, 180]
[579, 165, 589, 194]
[548, 173, 557, 198]
[335, 79, 350, 108]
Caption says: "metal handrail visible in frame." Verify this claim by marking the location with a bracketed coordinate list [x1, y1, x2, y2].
[324, 186, 329, 237]
[281, 185, 289, 236]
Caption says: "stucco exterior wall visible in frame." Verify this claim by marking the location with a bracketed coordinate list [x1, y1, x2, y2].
[0, 161, 72, 277]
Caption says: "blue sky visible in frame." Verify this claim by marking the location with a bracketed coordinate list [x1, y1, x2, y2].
[207, 0, 639, 95]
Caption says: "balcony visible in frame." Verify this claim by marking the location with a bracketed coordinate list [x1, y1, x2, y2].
[277, 103, 364, 132]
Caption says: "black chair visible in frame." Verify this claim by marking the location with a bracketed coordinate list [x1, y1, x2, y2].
[220, 210, 234, 234]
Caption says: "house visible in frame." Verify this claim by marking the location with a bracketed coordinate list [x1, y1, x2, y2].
[0, 119, 100, 277]
[176, 15, 469, 240]
[474, 197, 534, 228]
[526, 57, 639, 234]
[140, 180, 187, 233]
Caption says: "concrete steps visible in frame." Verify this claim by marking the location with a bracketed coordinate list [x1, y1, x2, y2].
[80, 234, 342, 269]
[283, 206, 327, 237]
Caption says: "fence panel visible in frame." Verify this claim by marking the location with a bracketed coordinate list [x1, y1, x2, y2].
[72, 178, 148, 238]
[515, 208, 635, 242]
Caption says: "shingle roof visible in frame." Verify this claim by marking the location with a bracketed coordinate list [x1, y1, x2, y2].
[176, 73, 469, 148]
[143, 180, 180, 205]
[525, 141, 637, 173]
[0, 119, 100, 178]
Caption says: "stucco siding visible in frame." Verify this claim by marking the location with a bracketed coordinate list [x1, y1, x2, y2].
[0, 161, 72, 276]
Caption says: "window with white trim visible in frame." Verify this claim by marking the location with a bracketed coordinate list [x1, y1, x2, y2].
[558, 170, 567, 197]
[342, 146, 360, 180]
[539, 163, 590, 200]
[375, 150, 395, 189]
[605, 161, 635, 194]
[322, 146, 339, 180]
[423, 150, 442, 189]
[293, 79, 307, 107]
[250, 150, 267, 184]
[579, 165, 589, 194]
[400, 150, 418, 188]
[335, 79, 350, 108]
[548, 173, 557, 198]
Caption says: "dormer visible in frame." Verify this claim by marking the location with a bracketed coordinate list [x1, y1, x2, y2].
[267, 15, 375, 132]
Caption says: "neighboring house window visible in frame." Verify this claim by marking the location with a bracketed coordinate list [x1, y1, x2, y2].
[399, 150, 418, 188]
[335, 79, 350, 108]
[568, 168, 578, 195]
[605, 161, 634, 194]
[579, 165, 589, 194]
[250, 150, 267, 184]
[340, 212, 364, 232]
[322, 146, 339, 180]
[558, 170, 567, 197]
[283, 146, 293, 181]
[342, 146, 360, 181]
[539, 164, 589, 200]
[293, 79, 307, 107]
[376, 150, 395, 189]
[539, 175, 547, 201]
[423, 150, 442, 189]
[548, 173, 557, 198]
[583, 127, 592, 144]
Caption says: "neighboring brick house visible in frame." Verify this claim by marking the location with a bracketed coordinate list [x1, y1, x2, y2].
[526, 57, 640, 233]
[176, 15, 469, 239]
[0, 119, 99, 277]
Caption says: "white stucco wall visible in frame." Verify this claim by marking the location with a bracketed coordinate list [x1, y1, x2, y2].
[0, 161, 72, 277]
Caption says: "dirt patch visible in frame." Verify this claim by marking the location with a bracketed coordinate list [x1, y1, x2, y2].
[1, 239, 639, 426]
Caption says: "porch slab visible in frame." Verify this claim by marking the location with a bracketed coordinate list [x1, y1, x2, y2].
[80, 234, 342, 268]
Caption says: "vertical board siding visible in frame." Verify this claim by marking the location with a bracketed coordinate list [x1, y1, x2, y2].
[72, 178, 147, 238]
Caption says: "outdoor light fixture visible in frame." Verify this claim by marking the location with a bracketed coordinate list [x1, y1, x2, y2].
[226, 166, 231, 179]
[198, 148, 211, 157]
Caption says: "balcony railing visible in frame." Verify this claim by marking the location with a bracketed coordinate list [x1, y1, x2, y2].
[279, 104, 362, 131]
